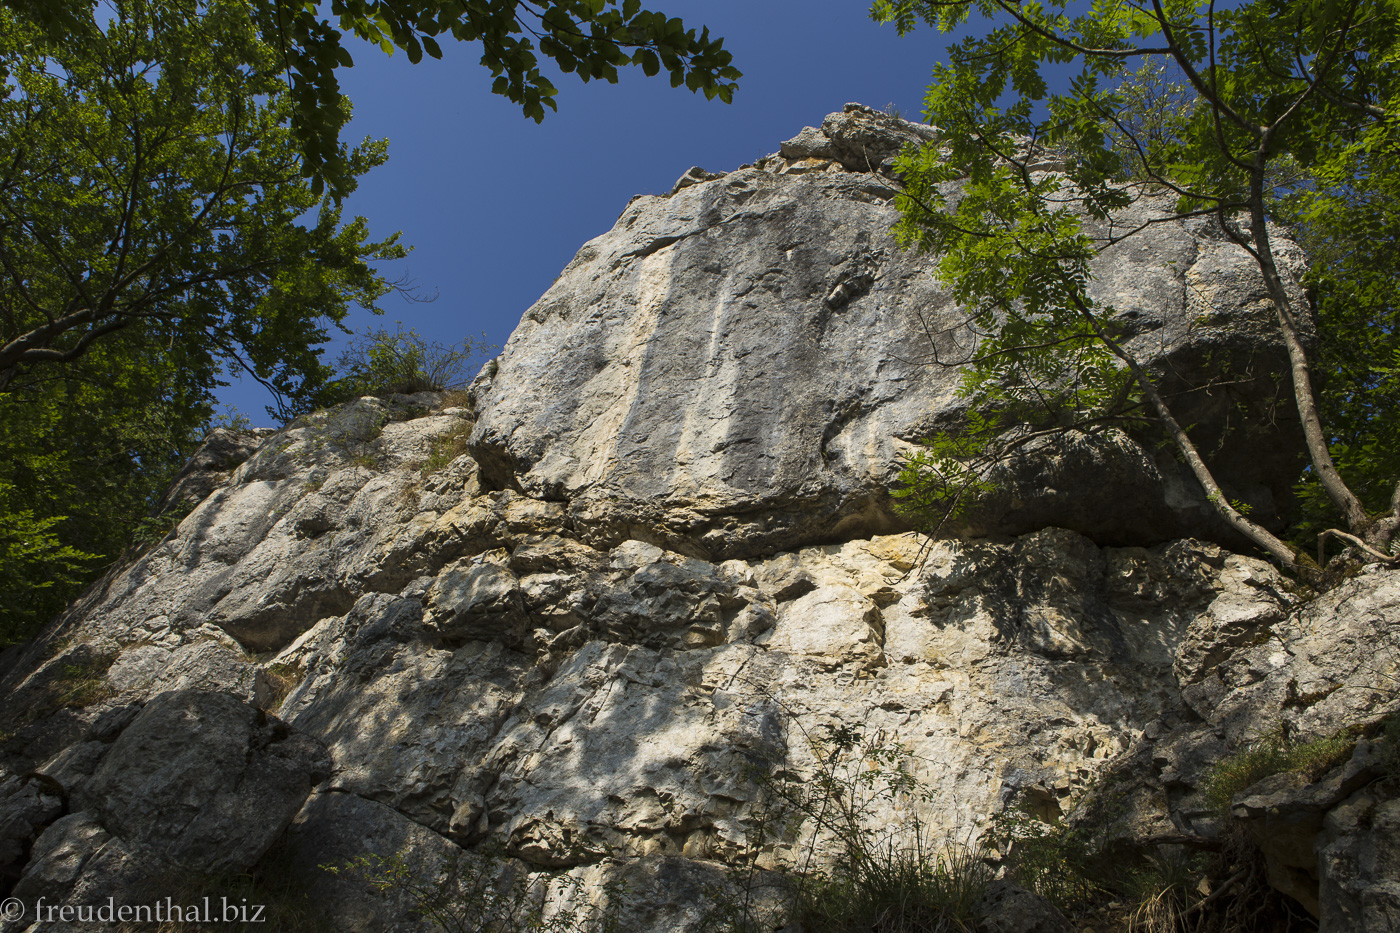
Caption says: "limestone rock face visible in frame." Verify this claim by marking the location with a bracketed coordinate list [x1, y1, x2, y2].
[0, 107, 1386, 933]
[1072, 567, 1400, 930]
[2, 691, 330, 925]
[469, 104, 1304, 559]
[75, 690, 330, 873]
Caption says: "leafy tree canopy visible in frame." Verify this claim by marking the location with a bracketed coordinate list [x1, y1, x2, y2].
[3, 0, 742, 198]
[0, 0, 406, 643]
[1284, 124, 1400, 550]
[0, 336, 211, 644]
[0, 0, 406, 413]
[872, 0, 1400, 575]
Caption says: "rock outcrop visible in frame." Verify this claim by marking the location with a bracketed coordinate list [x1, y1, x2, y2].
[470, 103, 1306, 557]
[0, 106, 1392, 933]
[1086, 565, 1400, 930]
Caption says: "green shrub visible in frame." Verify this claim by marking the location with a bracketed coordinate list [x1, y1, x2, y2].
[790, 835, 991, 933]
[984, 807, 1108, 914]
[1201, 728, 1357, 815]
[421, 423, 474, 476]
[54, 655, 116, 709]
[0, 492, 98, 646]
[322, 326, 487, 403]
[258, 663, 305, 712]
[211, 407, 258, 432]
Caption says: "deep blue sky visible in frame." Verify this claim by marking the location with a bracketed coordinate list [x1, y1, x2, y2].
[219, 2, 948, 422]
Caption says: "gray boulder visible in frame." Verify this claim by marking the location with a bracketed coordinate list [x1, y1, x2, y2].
[978, 879, 1073, 933]
[75, 690, 330, 873]
[154, 427, 273, 515]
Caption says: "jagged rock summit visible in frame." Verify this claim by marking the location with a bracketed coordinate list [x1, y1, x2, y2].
[1, 106, 1395, 933]
[469, 102, 1306, 559]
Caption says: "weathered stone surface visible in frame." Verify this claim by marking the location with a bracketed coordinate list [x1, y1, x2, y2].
[1179, 565, 1400, 741]
[819, 102, 939, 172]
[3, 396, 480, 656]
[74, 690, 330, 873]
[7, 812, 126, 918]
[778, 124, 837, 161]
[255, 527, 1281, 877]
[670, 165, 724, 194]
[1319, 791, 1400, 932]
[0, 108, 1391, 933]
[0, 774, 65, 894]
[760, 584, 885, 670]
[284, 791, 461, 933]
[425, 558, 528, 643]
[155, 426, 274, 514]
[1060, 568, 1400, 921]
[469, 108, 1303, 560]
[977, 879, 1073, 933]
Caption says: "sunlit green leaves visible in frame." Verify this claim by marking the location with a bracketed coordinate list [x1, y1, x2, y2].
[0, 0, 410, 639]
[3, 0, 740, 198]
[0, 0, 405, 412]
[874, 0, 1400, 550]
[0, 480, 99, 645]
[1284, 126, 1400, 543]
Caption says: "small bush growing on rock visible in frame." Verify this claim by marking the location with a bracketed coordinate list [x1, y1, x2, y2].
[54, 656, 115, 708]
[440, 388, 475, 410]
[421, 422, 475, 477]
[789, 836, 992, 932]
[257, 663, 304, 713]
[984, 807, 1107, 914]
[1123, 848, 1209, 933]
[1200, 729, 1357, 815]
[322, 326, 487, 403]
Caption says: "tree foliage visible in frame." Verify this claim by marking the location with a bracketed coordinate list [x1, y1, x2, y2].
[0, 0, 405, 412]
[0, 339, 211, 644]
[0, 0, 738, 643]
[1283, 130, 1400, 548]
[0, 0, 406, 643]
[2, 0, 741, 198]
[874, 0, 1400, 574]
[255, 0, 742, 197]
